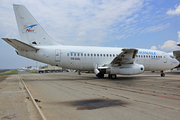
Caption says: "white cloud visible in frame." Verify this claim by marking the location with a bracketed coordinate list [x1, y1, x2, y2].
[159, 40, 178, 52]
[166, 4, 180, 15]
[158, 31, 180, 52]
[140, 23, 170, 34]
[0, 0, 148, 45]
[0, 0, 174, 46]
[78, 31, 87, 36]
[0, 0, 175, 47]
[150, 46, 157, 50]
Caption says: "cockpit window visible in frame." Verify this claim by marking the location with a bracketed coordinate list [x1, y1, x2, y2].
[170, 55, 174, 59]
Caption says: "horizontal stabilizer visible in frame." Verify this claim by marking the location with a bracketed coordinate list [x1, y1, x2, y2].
[2, 38, 39, 51]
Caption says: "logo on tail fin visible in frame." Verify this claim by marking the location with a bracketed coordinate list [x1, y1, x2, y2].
[22, 23, 38, 33]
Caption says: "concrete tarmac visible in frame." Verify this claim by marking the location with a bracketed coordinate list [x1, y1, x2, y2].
[19, 71, 180, 120]
[0, 74, 40, 120]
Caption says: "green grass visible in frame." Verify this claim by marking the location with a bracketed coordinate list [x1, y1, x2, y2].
[0, 69, 18, 76]
[25, 70, 37, 73]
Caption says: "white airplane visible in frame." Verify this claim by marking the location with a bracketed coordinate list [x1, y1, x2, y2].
[2, 4, 179, 79]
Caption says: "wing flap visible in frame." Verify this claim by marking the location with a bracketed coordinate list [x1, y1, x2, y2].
[111, 48, 138, 65]
[2, 38, 39, 51]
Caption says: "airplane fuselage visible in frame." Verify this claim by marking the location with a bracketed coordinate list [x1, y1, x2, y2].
[16, 45, 178, 72]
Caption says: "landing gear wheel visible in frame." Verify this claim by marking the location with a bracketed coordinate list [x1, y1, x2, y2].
[108, 74, 117, 79]
[96, 73, 104, 78]
[160, 71, 165, 77]
[161, 73, 165, 77]
[112, 74, 117, 79]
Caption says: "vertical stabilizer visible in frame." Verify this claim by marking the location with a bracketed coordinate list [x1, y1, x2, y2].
[13, 4, 59, 46]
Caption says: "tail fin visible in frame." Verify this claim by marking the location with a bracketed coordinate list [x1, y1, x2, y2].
[13, 4, 59, 46]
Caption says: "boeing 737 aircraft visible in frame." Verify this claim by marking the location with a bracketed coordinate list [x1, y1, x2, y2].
[2, 4, 179, 79]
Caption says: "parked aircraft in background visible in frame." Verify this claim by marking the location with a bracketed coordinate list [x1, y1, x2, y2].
[173, 51, 180, 64]
[2, 4, 179, 79]
[168, 44, 180, 69]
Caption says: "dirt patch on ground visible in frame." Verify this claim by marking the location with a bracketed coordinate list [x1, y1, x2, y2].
[0, 76, 8, 82]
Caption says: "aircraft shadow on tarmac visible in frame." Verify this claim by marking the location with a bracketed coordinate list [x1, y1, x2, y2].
[60, 98, 128, 110]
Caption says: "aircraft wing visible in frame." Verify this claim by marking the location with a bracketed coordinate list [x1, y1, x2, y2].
[111, 48, 138, 65]
[2, 38, 39, 51]
[97, 48, 138, 70]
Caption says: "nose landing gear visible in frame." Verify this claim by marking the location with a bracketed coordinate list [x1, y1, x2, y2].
[161, 71, 165, 77]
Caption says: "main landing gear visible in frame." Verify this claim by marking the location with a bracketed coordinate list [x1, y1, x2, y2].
[161, 71, 165, 77]
[108, 74, 117, 79]
[96, 73, 104, 78]
[96, 73, 117, 79]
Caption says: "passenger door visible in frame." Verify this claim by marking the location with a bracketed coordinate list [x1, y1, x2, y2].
[55, 49, 61, 62]
[163, 53, 167, 63]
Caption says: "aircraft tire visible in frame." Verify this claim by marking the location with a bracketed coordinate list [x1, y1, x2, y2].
[96, 73, 104, 78]
[108, 74, 117, 79]
[161, 73, 165, 77]
[112, 74, 117, 79]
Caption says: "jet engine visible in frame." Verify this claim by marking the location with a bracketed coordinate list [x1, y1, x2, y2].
[99, 64, 144, 75]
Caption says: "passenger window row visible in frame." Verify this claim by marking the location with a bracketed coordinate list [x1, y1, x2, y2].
[136, 55, 162, 58]
[67, 53, 119, 57]
[67, 53, 163, 59]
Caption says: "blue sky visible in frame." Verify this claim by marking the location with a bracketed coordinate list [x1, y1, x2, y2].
[0, 0, 180, 69]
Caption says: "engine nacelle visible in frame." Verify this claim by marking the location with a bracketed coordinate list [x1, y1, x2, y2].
[99, 64, 144, 75]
